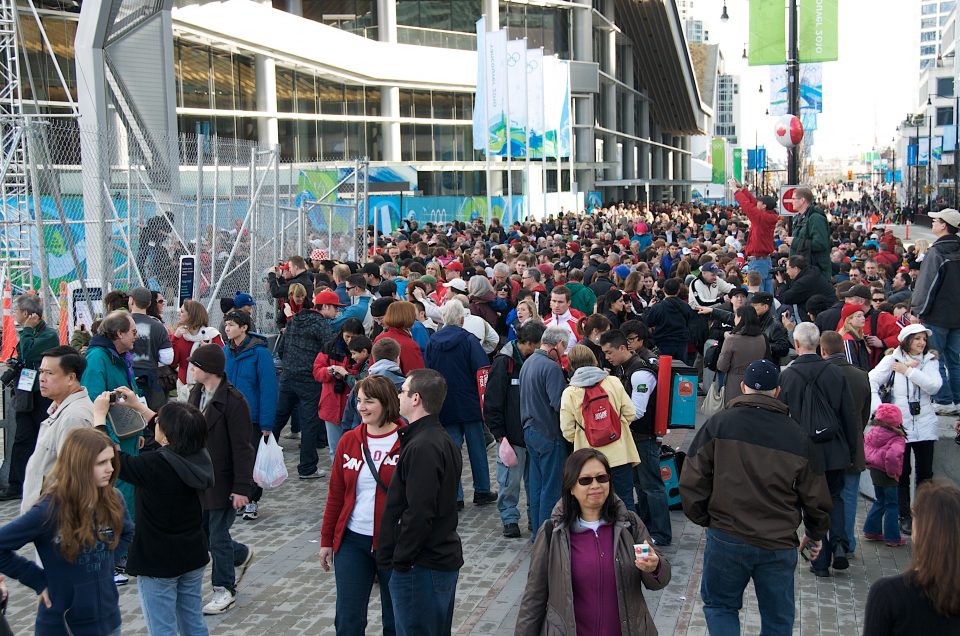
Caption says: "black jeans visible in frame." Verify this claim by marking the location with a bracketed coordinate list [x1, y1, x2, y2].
[811, 468, 847, 570]
[8, 393, 52, 493]
[898, 440, 936, 518]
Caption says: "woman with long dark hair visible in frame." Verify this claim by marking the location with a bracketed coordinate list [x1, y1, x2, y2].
[0, 428, 133, 635]
[716, 306, 769, 402]
[864, 480, 960, 633]
[516, 448, 671, 635]
[320, 375, 405, 635]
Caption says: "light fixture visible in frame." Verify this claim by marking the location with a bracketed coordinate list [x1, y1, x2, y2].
[765, 108, 769, 115]
[742, 46, 747, 59]
[928, 95, 933, 105]
[721, 2, 729, 22]
[759, 84, 764, 94]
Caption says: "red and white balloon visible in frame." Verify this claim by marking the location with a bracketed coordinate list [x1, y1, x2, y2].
[774, 114, 804, 148]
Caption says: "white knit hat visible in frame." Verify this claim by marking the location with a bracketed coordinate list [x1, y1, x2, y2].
[897, 323, 932, 343]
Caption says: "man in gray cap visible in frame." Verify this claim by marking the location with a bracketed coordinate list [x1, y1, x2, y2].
[681, 358, 831, 636]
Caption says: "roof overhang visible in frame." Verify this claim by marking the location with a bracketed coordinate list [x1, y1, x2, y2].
[616, 0, 709, 136]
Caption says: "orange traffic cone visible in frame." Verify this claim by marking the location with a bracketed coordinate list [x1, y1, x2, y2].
[58, 282, 68, 345]
[1, 279, 17, 361]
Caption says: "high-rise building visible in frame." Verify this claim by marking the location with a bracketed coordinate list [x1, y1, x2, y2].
[921, 0, 957, 70]
[715, 73, 740, 145]
[685, 18, 709, 44]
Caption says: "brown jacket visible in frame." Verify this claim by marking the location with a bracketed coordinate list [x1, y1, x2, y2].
[515, 498, 671, 635]
[824, 352, 871, 473]
[716, 332, 769, 401]
[679, 392, 832, 550]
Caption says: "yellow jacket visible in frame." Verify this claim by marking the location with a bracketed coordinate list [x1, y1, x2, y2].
[560, 373, 640, 468]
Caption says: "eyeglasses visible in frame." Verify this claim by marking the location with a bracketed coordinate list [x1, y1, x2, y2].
[345, 286, 356, 291]
[157, 298, 165, 304]
[577, 473, 611, 486]
[872, 298, 885, 303]
[398, 388, 416, 398]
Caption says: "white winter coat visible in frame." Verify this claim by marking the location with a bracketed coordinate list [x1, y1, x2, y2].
[868, 348, 942, 443]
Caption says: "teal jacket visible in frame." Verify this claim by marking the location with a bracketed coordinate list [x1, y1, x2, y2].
[15, 321, 59, 391]
[81, 336, 141, 513]
[565, 282, 597, 316]
[789, 206, 832, 281]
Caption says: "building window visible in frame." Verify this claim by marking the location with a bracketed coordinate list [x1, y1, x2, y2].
[921, 30, 938, 42]
[922, 2, 938, 14]
[301, 0, 377, 38]
[921, 45, 937, 56]
[937, 106, 954, 126]
[941, 1, 956, 12]
[922, 17, 937, 28]
[938, 77, 955, 97]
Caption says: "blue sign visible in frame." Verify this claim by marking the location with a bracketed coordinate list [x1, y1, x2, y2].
[747, 148, 767, 171]
[907, 144, 918, 167]
[885, 170, 903, 183]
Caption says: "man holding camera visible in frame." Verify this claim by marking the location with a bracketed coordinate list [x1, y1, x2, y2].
[267, 255, 314, 329]
[731, 179, 779, 295]
[0, 295, 60, 501]
[774, 255, 835, 322]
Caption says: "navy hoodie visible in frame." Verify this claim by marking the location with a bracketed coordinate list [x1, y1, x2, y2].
[425, 325, 489, 425]
[0, 494, 133, 636]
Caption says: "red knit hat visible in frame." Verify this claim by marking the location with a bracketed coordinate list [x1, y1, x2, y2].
[873, 403, 903, 427]
[836, 303, 864, 330]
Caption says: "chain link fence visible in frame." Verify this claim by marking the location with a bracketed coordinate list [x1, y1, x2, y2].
[0, 119, 368, 335]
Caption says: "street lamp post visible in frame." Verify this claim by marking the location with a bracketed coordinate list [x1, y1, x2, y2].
[928, 108, 933, 213]
[786, 0, 800, 187]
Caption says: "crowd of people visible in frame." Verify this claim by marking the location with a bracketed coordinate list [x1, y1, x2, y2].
[0, 180, 958, 634]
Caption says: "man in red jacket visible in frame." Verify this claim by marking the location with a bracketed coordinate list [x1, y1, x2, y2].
[731, 179, 779, 295]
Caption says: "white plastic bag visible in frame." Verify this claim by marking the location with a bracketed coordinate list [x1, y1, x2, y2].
[253, 436, 288, 489]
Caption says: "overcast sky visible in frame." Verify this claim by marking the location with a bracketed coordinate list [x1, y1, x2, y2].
[701, 0, 919, 163]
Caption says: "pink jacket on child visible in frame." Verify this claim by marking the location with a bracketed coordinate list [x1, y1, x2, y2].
[864, 424, 907, 480]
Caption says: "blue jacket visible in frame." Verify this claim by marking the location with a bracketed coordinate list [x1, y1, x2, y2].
[224, 334, 278, 431]
[410, 320, 430, 354]
[0, 494, 134, 636]
[334, 282, 350, 306]
[332, 295, 371, 330]
[425, 325, 488, 425]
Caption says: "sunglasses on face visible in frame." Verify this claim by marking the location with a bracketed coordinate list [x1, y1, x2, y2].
[577, 473, 611, 486]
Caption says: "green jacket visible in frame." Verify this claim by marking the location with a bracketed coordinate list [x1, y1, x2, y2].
[565, 282, 597, 316]
[15, 321, 59, 392]
[81, 337, 141, 513]
[789, 206, 831, 281]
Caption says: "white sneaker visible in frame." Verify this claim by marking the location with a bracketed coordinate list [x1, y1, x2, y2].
[203, 587, 236, 615]
[242, 502, 258, 520]
[934, 403, 958, 416]
[113, 569, 129, 586]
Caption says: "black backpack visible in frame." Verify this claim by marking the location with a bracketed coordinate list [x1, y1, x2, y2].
[798, 365, 841, 443]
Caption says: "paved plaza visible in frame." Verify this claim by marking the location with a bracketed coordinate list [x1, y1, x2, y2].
[0, 422, 933, 635]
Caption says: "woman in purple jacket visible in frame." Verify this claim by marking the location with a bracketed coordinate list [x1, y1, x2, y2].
[516, 449, 672, 635]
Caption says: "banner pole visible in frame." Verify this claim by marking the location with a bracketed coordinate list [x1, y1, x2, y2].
[566, 61, 575, 210]
[505, 33, 513, 224]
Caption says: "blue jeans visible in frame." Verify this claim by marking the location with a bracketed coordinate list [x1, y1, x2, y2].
[138, 566, 208, 636]
[701, 528, 798, 636]
[334, 529, 395, 636]
[842, 472, 862, 554]
[524, 426, 568, 539]
[610, 463, 636, 514]
[495, 444, 529, 526]
[388, 565, 458, 636]
[203, 508, 249, 593]
[633, 437, 672, 545]
[927, 324, 960, 405]
[811, 469, 847, 571]
[443, 421, 491, 500]
[326, 421, 344, 462]
[273, 377, 324, 476]
[745, 257, 775, 295]
[864, 485, 901, 543]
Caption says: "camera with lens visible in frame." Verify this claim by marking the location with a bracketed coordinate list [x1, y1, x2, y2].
[0, 358, 23, 388]
[909, 401, 921, 416]
[771, 266, 787, 275]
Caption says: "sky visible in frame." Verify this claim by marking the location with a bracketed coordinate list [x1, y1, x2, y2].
[701, 0, 920, 164]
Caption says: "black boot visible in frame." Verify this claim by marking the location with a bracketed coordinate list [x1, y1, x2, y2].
[900, 516, 913, 536]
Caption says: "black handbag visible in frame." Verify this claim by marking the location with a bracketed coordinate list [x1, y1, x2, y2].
[878, 371, 896, 404]
[156, 365, 178, 393]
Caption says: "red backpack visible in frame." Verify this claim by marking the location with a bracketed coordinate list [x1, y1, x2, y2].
[579, 384, 621, 447]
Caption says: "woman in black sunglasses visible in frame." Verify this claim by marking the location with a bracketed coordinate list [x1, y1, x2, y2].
[516, 448, 672, 635]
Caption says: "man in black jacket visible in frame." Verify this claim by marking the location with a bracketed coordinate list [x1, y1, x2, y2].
[680, 360, 830, 635]
[379, 368, 462, 636]
[750, 292, 791, 365]
[484, 323, 544, 539]
[778, 322, 859, 578]
[775, 255, 835, 321]
[267, 255, 314, 328]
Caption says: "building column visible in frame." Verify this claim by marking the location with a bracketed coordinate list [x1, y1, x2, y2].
[663, 134, 674, 201]
[482, 0, 499, 28]
[573, 4, 595, 195]
[622, 45, 636, 202]
[378, 0, 401, 161]
[681, 136, 692, 201]
[672, 135, 683, 201]
[638, 97, 650, 203]
[285, 0, 302, 16]
[651, 124, 663, 201]
[601, 0, 617, 203]
[255, 55, 279, 148]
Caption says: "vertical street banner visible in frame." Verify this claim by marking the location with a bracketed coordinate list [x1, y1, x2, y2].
[711, 138, 726, 184]
[472, 18, 486, 151]
[505, 39, 528, 158]
[907, 144, 918, 166]
[481, 28, 509, 155]
[918, 139, 930, 166]
[799, 0, 839, 63]
[748, 0, 786, 66]
[543, 55, 571, 159]
[770, 64, 822, 116]
[526, 48, 545, 159]
[733, 148, 743, 182]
